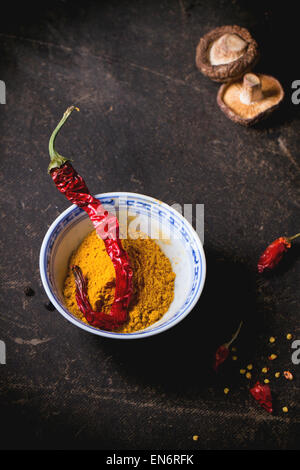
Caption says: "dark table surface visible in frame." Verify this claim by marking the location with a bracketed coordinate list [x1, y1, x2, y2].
[0, 0, 299, 450]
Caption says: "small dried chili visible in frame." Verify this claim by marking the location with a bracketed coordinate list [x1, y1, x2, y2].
[257, 233, 300, 273]
[48, 106, 133, 330]
[250, 381, 273, 413]
[213, 321, 243, 371]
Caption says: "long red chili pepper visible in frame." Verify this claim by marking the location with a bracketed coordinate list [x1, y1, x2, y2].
[213, 321, 243, 371]
[48, 106, 133, 330]
[257, 233, 300, 273]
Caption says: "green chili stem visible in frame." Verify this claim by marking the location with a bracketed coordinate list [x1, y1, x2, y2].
[48, 106, 79, 173]
[224, 320, 243, 349]
[287, 233, 300, 242]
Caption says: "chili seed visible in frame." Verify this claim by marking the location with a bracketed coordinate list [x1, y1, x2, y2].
[262, 367, 268, 373]
[269, 354, 277, 360]
[44, 301, 55, 311]
[283, 371, 293, 381]
[286, 334, 292, 340]
[264, 378, 270, 384]
[193, 435, 199, 441]
[247, 364, 253, 370]
[269, 336, 275, 343]
[246, 372, 251, 379]
[282, 406, 288, 413]
[24, 286, 35, 297]
[240, 369, 246, 375]
[231, 347, 237, 352]
[232, 356, 238, 361]
[224, 388, 229, 394]
[275, 372, 281, 378]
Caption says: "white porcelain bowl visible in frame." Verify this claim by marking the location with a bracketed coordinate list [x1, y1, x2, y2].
[39, 192, 206, 339]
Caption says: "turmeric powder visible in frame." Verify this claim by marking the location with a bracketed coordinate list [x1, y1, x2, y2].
[63, 230, 175, 332]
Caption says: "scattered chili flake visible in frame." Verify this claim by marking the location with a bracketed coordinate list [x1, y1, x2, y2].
[282, 406, 288, 413]
[250, 381, 273, 413]
[44, 301, 56, 311]
[275, 372, 281, 378]
[247, 364, 253, 370]
[246, 372, 252, 379]
[283, 371, 293, 381]
[257, 233, 300, 273]
[213, 321, 243, 371]
[262, 367, 269, 373]
[264, 378, 270, 384]
[24, 286, 35, 297]
[240, 369, 246, 375]
[286, 333, 292, 340]
[269, 336, 275, 343]
[193, 435, 199, 441]
[224, 387, 230, 394]
[269, 354, 277, 360]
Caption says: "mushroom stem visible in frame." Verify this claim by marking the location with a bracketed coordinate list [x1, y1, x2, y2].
[240, 73, 263, 105]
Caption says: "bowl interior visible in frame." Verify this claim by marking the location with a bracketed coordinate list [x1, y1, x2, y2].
[41, 193, 205, 337]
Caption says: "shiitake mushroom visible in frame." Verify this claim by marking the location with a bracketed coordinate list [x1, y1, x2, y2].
[196, 25, 259, 83]
[217, 73, 284, 126]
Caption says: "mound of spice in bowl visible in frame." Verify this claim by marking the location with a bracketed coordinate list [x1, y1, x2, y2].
[63, 230, 175, 333]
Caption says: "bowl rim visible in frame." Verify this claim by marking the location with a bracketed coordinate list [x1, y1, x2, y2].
[39, 191, 206, 339]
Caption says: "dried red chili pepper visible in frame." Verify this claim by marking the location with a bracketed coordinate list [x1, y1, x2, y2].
[48, 106, 133, 330]
[257, 233, 300, 273]
[213, 321, 243, 371]
[72, 266, 123, 330]
[250, 381, 273, 413]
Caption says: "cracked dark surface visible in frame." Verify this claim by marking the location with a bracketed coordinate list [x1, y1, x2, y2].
[0, 0, 299, 450]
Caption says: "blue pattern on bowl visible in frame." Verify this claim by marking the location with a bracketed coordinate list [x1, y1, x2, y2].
[40, 192, 206, 338]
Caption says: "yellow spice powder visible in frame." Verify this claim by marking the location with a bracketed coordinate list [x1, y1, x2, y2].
[63, 230, 176, 333]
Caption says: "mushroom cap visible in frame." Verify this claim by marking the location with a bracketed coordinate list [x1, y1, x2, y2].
[196, 25, 259, 83]
[217, 74, 284, 126]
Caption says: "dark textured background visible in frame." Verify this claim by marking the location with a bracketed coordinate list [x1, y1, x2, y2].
[0, 0, 299, 450]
